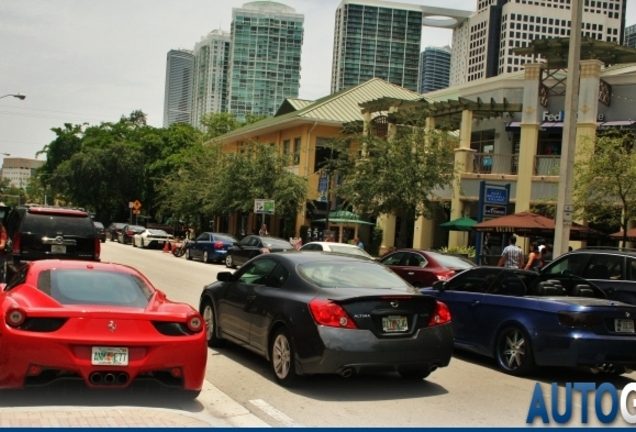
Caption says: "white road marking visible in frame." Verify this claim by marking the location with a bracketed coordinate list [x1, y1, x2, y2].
[249, 399, 302, 427]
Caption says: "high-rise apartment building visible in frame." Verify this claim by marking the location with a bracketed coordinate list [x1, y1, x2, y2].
[162, 49, 195, 128]
[419, 46, 451, 93]
[625, 23, 636, 48]
[227, 1, 304, 121]
[1, 157, 44, 189]
[330, 0, 471, 94]
[191, 30, 232, 130]
[451, 0, 627, 86]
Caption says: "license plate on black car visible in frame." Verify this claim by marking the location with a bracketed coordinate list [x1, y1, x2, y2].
[382, 315, 408, 332]
[51, 245, 66, 253]
[615, 319, 635, 333]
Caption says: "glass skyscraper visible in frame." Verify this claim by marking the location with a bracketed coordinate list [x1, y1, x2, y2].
[625, 23, 636, 48]
[162, 49, 195, 128]
[331, 0, 423, 93]
[192, 30, 232, 130]
[419, 46, 451, 93]
[227, 1, 304, 121]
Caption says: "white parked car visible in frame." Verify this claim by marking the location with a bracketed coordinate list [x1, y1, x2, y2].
[132, 229, 174, 249]
[299, 241, 373, 260]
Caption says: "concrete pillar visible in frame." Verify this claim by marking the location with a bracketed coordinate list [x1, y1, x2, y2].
[413, 116, 437, 249]
[516, 63, 544, 214]
[378, 213, 397, 256]
[449, 110, 473, 247]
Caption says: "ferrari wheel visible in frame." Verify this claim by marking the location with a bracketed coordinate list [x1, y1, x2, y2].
[173, 389, 201, 400]
[203, 251, 210, 264]
[225, 254, 236, 269]
[270, 327, 298, 387]
[185, 248, 192, 260]
[202, 301, 224, 347]
[495, 326, 535, 376]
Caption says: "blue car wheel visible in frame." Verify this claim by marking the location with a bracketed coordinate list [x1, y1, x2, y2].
[495, 326, 535, 376]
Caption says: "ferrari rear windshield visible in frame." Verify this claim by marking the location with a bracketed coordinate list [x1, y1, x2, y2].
[37, 269, 153, 308]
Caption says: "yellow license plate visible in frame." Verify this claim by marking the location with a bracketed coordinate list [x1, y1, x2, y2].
[91, 347, 129, 366]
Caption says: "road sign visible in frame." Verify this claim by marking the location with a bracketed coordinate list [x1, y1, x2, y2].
[563, 204, 573, 225]
[133, 200, 142, 210]
[132, 209, 141, 215]
[128, 201, 134, 209]
[254, 199, 275, 214]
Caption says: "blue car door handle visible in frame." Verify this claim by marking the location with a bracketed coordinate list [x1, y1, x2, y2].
[470, 300, 480, 306]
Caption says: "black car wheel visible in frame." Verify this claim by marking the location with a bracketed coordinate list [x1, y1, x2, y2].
[399, 369, 431, 380]
[202, 300, 224, 348]
[270, 327, 298, 387]
[185, 248, 192, 260]
[203, 251, 210, 264]
[495, 326, 535, 376]
[225, 254, 236, 269]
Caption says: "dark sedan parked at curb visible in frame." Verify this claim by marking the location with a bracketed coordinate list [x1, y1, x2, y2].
[200, 253, 454, 386]
[422, 267, 636, 376]
[225, 235, 294, 268]
[107, 223, 127, 242]
[93, 221, 106, 243]
[186, 232, 237, 264]
[117, 225, 145, 245]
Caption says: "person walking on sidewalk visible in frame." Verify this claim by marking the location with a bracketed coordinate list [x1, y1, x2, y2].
[498, 235, 524, 269]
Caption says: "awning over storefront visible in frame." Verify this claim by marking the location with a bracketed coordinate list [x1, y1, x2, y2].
[506, 120, 636, 129]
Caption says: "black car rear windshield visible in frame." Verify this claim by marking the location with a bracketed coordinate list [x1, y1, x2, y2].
[263, 238, 293, 249]
[93, 222, 104, 229]
[22, 213, 96, 236]
[37, 269, 153, 308]
[298, 262, 412, 290]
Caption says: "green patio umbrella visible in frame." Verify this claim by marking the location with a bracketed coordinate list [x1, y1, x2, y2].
[439, 217, 477, 232]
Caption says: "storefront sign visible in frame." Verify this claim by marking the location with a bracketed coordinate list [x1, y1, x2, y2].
[485, 187, 508, 205]
[484, 205, 507, 217]
[542, 111, 606, 122]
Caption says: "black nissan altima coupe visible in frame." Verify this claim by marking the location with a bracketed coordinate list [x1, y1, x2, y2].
[199, 252, 454, 386]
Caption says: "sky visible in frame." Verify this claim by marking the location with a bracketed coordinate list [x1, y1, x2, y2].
[1, 0, 636, 160]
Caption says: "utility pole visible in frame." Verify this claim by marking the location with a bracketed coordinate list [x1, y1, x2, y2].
[553, 1, 582, 258]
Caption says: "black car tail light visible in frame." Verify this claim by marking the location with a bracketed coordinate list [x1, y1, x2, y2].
[95, 237, 100, 260]
[428, 301, 451, 326]
[309, 299, 357, 329]
[557, 311, 603, 328]
[12, 232, 21, 254]
[152, 321, 195, 336]
[6, 308, 26, 327]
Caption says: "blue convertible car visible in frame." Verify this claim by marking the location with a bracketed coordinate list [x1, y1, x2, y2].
[422, 267, 636, 376]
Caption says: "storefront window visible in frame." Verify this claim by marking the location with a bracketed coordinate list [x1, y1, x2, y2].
[538, 130, 562, 155]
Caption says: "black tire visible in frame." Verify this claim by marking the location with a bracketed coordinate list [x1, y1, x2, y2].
[225, 254, 236, 269]
[495, 326, 535, 376]
[100, 239, 105, 243]
[185, 248, 192, 260]
[132, 239, 137, 248]
[175, 389, 201, 400]
[270, 327, 298, 387]
[201, 300, 225, 348]
[203, 251, 210, 264]
[173, 246, 186, 258]
[399, 369, 431, 380]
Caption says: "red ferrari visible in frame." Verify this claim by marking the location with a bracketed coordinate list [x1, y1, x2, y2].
[0, 260, 207, 398]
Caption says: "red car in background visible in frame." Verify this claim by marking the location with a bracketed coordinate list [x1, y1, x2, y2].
[379, 249, 476, 288]
[0, 260, 206, 398]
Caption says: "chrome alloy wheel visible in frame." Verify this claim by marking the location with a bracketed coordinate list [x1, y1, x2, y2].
[203, 304, 214, 341]
[501, 329, 526, 370]
[272, 333, 292, 379]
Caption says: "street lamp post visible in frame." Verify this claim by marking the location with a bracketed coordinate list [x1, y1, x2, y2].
[0, 94, 26, 101]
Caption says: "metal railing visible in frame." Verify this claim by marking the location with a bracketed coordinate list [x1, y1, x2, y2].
[534, 155, 560, 176]
[472, 153, 518, 175]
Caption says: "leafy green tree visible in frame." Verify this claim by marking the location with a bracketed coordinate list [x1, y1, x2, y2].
[574, 131, 636, 246]
[200, 113, 242, 140]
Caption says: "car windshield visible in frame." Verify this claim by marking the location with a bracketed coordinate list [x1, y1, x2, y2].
[37, 269, 153, 308]
[147, 229, 167, 235]
[263, 238, 293, 248]
[328, 245, 372, 258]
[93, 222, 104, 229]
[298, 262, 412, 290]
[214, 234, 237, 243]
[428, 252, 476, 269]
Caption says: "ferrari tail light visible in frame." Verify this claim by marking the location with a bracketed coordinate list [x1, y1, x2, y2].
[309, 299, 357, 329]
[6, 308, 26, 327]
[27, 365, 43, 376]
[260, 247, 271, 254]
[186, 313, 203, 333]
[213, 241, 224, 249]
[12, 232, 21, 254]
[95, 237, 101, 260]
[428, 301, 451, 326]
[170, 367, 182, 378]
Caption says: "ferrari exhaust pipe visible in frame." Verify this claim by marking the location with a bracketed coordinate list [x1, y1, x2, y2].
[117, 373, 129, 385]
[104, 373, 116, 384]
[340, 368, 353, 378]
[89, 372, 102, 384]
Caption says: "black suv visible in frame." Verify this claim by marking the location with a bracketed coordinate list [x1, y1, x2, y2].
[542, 248, 636, 305]
[5, 206, 100, 277]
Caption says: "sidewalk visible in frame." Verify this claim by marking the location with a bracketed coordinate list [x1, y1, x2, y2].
[0, 380, 270, 427]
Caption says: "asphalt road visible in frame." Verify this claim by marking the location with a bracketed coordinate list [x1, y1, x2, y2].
[101, 241, 636, 427]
